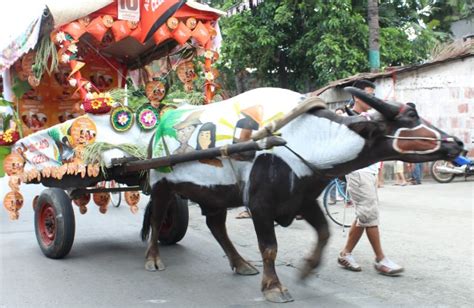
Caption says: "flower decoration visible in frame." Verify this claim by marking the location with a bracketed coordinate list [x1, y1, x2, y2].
[69, 78, 78, 87]
[0, 129, 20, 146]
[117, 112, 129, 125]
[55, 31, 66, 43]
[85, 92, 94, 100]
[136, 104, 160, 131]
[110, 106, 134, 132]
[61, 53, 70, 63]
[3, 129, 13, 143]
[67, 44, 78, 53]
[204, 71, 214, 81]
[91, 99, 102, 110]
[204, 50, 214, 59]
[84, 82, 92, 91]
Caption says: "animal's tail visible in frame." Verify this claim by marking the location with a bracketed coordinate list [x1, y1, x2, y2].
[141, 199, 153, 242]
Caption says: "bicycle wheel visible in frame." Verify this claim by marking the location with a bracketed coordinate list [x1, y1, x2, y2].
[108, 181, 122, 207]
[430, 160, 456, 183]
[323, 181, 355, 228]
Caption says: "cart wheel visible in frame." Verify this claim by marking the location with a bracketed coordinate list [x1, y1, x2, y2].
[34, 188, 75, 259]
[159, 195, 188, 245]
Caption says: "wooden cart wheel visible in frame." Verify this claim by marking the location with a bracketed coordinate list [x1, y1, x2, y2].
[34, 188, 75, 259]
[159, 195, 189, 245]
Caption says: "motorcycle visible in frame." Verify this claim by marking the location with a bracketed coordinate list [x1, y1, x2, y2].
[430, 153, 474, 183]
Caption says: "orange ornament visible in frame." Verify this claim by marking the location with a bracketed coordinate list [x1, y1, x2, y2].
[86, 17, 108, 42]
[167, 17, 179, 29]
[172, 22, 192, 45]
[69, 117, 97, 147]
[78, 16, 91, 27]
[93, 192, 110, 207]
[28, 75, 40, 88]
[73, 193, 90, 214]
[191, 21, 210, 46]
[124, 191, 140, 206]
[111, 20, 132, 41]
[153, 24, 171, 45]
[127, 20, 138, 30]
[22, 52, 36, 76]
[186, 18, 197, 30]
[176, 61, 196, 84]
[145, 81, 166, 103]
[3, 191, 24, 212]
[3, 153, 24, 176]
[62, 22, 86, 40]
[129, 23, 142, 41]
[102, 15, 114, 28]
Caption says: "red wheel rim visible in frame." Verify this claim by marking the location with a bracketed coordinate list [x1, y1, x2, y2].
[39, 203, 56, 246]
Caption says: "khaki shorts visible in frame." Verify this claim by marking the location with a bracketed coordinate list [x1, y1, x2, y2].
[347, 171, 379, 227]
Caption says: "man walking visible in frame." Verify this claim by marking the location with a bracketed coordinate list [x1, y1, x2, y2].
[337, 80, 404, 276]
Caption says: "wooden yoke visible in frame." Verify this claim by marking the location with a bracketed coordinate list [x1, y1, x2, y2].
[251, 96, 327, 141]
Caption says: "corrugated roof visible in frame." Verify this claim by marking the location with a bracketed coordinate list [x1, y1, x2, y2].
[311, 40, 474, 96]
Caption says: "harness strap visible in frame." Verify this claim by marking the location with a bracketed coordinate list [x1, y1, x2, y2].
[282, 144, 332, 178]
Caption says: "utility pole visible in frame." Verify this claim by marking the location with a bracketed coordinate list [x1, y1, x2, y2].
[367, 0, 380, 72]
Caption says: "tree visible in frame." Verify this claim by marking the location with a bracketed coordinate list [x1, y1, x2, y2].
[214, 0, 462, 94]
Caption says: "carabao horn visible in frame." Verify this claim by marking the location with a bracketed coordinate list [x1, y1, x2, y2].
[344, 86, 399, 119]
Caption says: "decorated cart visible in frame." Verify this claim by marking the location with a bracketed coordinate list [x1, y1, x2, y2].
[0, 0, 274, 258]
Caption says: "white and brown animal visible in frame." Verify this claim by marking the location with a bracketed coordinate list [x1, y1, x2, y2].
[141, 87, 463, 303]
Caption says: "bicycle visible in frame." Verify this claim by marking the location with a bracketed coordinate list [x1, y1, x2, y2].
[106, 180, 122, 207]
[322, 178, 355, 228]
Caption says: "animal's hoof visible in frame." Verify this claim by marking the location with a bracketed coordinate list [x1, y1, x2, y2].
[156, 259, 166, 271]
[263, 287, 294, 303]
[145, 258, 166, 271]
[145, 260, 157, 272]
[234, 261, 259, 275]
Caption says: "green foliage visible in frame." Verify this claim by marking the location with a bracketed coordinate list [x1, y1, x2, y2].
[215, 0, 464, 92]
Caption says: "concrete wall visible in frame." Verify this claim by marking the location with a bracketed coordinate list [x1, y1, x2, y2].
[319, 56, 474, 154]
[451, 16, 474, 39]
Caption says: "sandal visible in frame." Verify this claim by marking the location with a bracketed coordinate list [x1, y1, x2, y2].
[235, 210, 251, 219]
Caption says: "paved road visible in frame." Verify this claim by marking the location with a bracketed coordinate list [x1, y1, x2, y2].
[0, 179, 473, 307]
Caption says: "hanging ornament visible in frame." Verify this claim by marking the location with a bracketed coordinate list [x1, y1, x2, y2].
[110, 106, 134, 132]
[191, 21, 210, 46]
[186, 18, 197, 30]
[62, 21, 86, 40]
[172, 22, 192, 45]
[167, 17, 179, 30]
[8, 175, 22, 191]
[111, 20, 132, 41]
[93, 191, 110, 214]
[27, 75, 40, 88]
[153, 24, 171, 45]
[21, 52, 36, 76]
[145, 80, 166, 105]
[127, 20, 138, 30]
[129, 23, 142, 41]
[3, 191, 24, 220]
[73, 193, 91, 214]
[136, 104, 160, 131]
[102, 15, 114, 28]
[78, 16, 91, 27]
[176, 61, 196, 84]
[3, 153, 25, 176]
[125, 191, 140, 214]
[86, 17, 108, 42]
